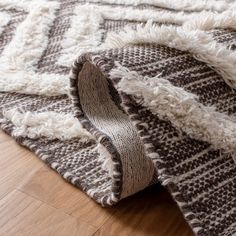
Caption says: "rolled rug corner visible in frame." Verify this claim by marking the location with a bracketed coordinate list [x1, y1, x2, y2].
[69, 45, 236, 236]
[69, 55, 157, 207]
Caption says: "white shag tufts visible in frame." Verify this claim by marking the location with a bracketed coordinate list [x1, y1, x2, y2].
[88, 0, 233, 12]
[111, 64, 236, 162]
[3, 109, 94, 141]
[0, 12, 11, 34]
[58, 4, 209, 67]
[0, 0, 66, 96]
[0, 0, 55, 11]
[105, 21, 236, 89]
[0, 72, 69, 96]
[183, 10, 236, 31]
[0, 1, 59, 71]
[58, 5, 105, 67]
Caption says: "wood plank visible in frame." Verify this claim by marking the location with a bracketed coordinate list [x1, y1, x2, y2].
[19, 167, 115, 228]
[0, 190, 97, 236]
[93, 185, 194, 236]
[0, 131, 194, 236]
[0, 130, 13, 143]
[0, 132, 43, 199]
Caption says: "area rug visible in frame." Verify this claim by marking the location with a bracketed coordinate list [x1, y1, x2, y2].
[0, 0, 236, 235]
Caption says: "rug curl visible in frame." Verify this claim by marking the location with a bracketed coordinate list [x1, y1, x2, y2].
[0, 1, 236, 235]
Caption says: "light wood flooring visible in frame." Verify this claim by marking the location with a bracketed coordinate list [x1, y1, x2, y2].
[0, 130, 194, 236]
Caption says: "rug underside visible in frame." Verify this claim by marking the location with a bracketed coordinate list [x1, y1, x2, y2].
[0, 0, 236, 236]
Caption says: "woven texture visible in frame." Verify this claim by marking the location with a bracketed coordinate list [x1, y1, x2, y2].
[0, 1, 236, 235]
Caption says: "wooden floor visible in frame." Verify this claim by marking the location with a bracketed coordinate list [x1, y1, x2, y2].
[0, 130, 194, 236]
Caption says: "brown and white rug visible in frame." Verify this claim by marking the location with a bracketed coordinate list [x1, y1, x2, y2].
[0, 0, 236, 235]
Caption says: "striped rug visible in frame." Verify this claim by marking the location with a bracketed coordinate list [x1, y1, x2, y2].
[0, 1, 236, 235]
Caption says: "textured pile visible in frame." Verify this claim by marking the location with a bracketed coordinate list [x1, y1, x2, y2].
[0, 0, 236, 235]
